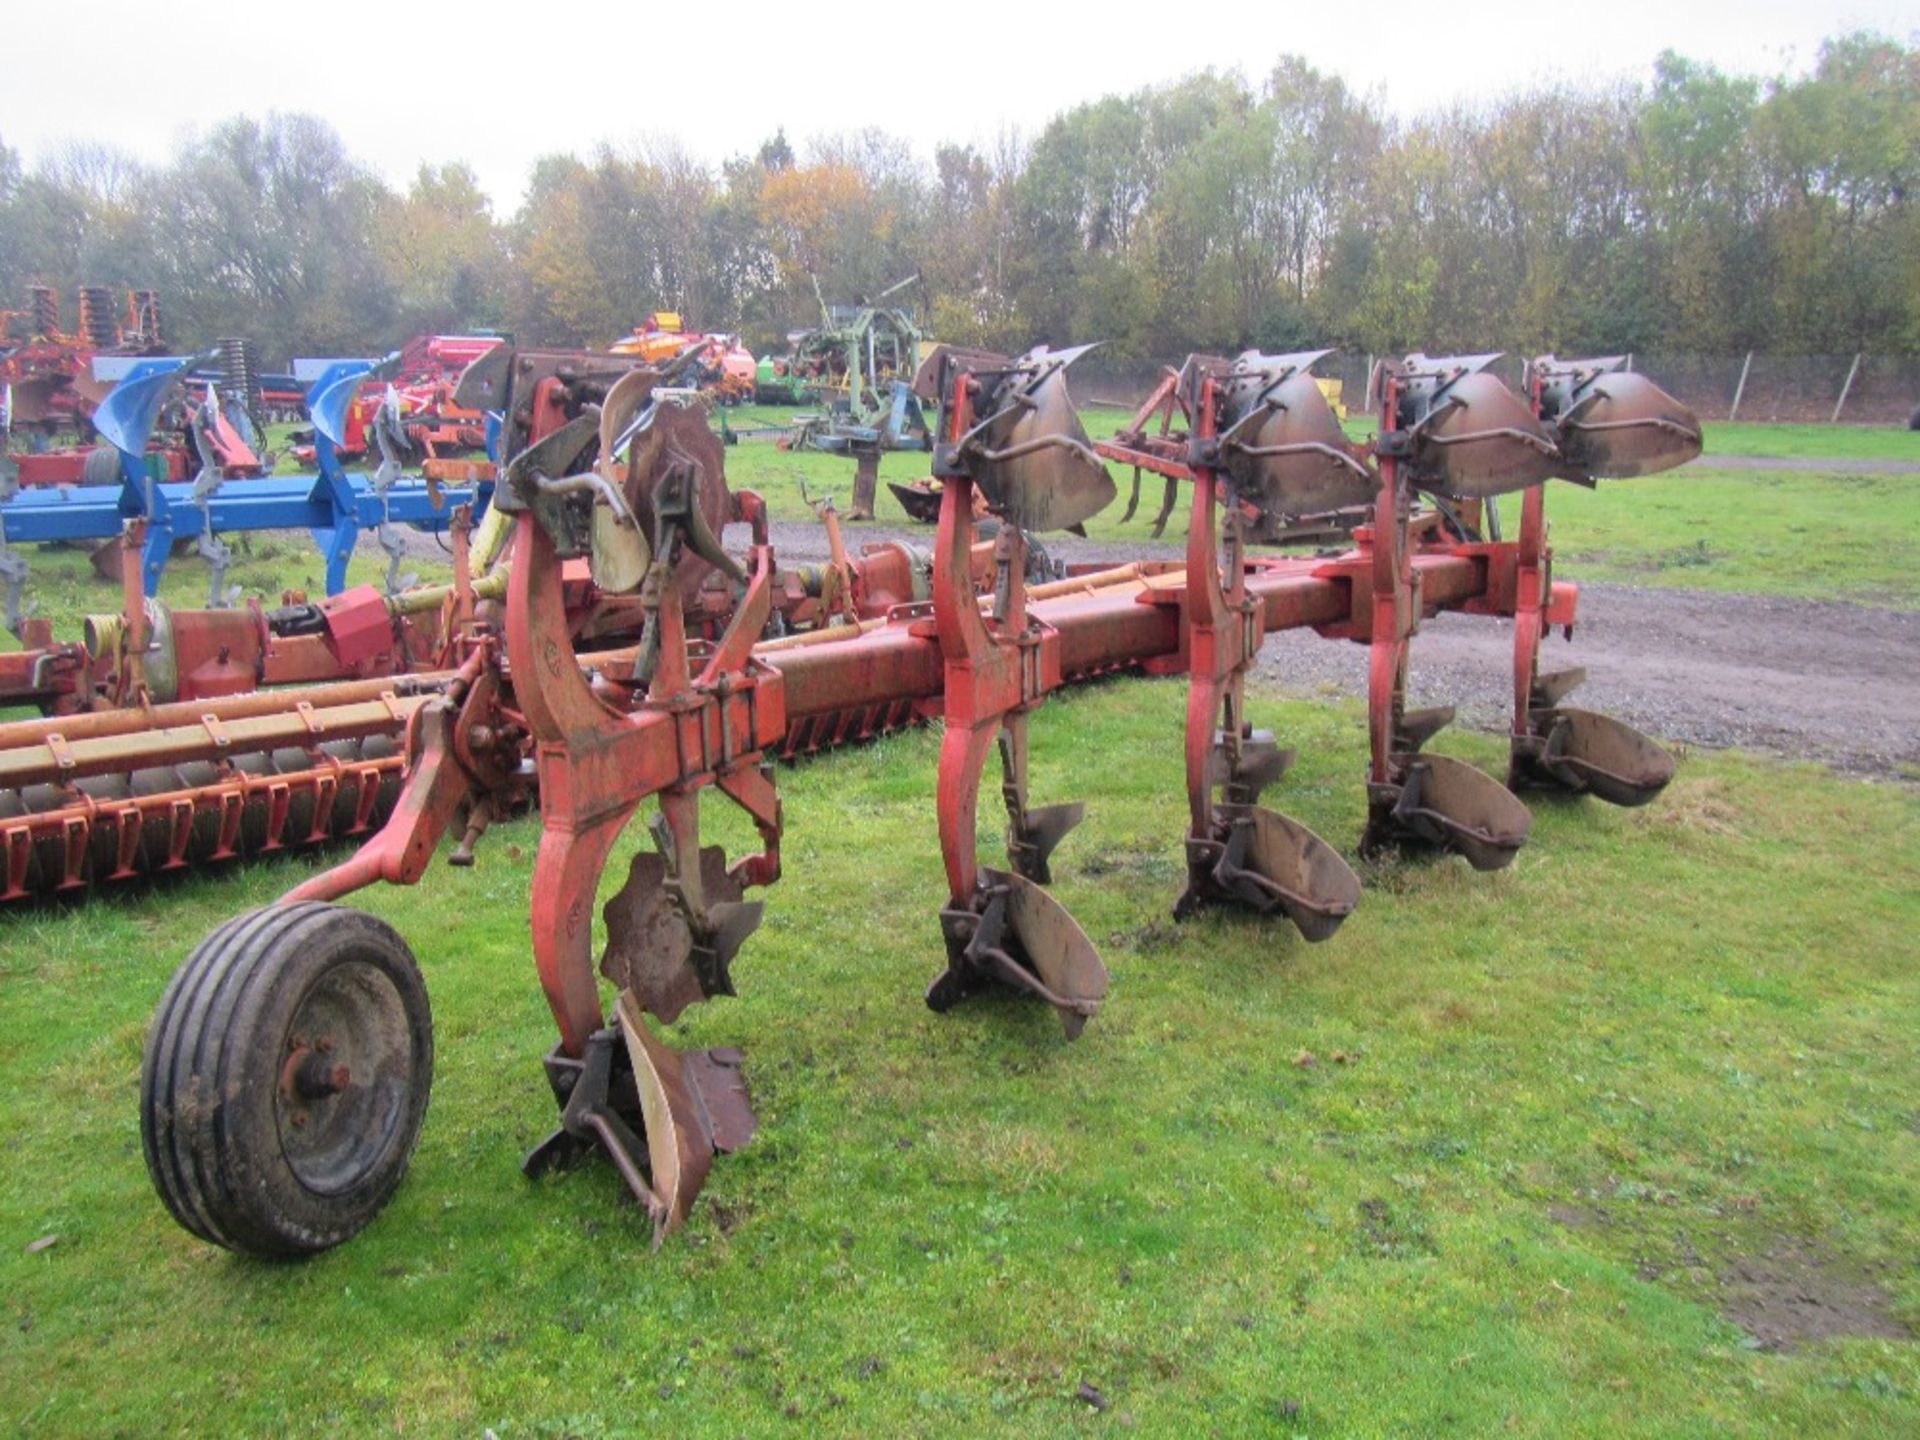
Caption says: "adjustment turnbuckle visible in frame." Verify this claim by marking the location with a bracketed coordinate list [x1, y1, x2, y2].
[928, 870, 1109, 1039]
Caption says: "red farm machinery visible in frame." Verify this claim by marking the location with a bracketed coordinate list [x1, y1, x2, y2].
[293, 335, 505, 469]
[82, 335, 1705, 1259]
[2, 285, 171, 479]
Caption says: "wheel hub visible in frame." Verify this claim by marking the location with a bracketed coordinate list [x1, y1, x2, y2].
[273, 960, 414, 1195]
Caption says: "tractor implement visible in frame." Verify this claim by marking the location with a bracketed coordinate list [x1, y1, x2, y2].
[0, 355, 490, 628]
[0, 702, 415, 902]
[771, 279, 932, 519]
[133, 342, 1701, 1262]
[0, 468, 975, 907]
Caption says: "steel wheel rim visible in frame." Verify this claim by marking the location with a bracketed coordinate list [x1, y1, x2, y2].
[275, 959, 415, 1196]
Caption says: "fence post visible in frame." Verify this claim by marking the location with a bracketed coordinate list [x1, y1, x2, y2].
[1728, 351, 1753, 422]
[1830, 353, 1863, 424]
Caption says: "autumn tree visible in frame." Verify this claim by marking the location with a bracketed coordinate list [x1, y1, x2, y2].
[377, 162, 507, 340]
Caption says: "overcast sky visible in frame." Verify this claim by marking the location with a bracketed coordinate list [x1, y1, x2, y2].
[6, 0, 1915, 210]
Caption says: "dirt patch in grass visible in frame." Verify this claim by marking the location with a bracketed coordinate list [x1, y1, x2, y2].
[1551, 1203, 1912, 1352]
[1079, 846, 1180, 882]
[1547, 1202, 1606, 1229]
[1107, 917, 1182, 953]
[1587, 539, 1724, 575]
[1630, 775, 1747, 842]
[1355, 1196, 1437, 1259]
[1713, 1237, 1912, 1352]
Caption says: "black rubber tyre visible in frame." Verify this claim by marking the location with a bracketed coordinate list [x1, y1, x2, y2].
[141, 903, 433, 1258]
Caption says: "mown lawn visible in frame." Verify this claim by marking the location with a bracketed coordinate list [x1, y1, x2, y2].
[1697, 422, 1916, 462]
[1, 678, 1914, 1437]
[1543, 469, 1920, 606]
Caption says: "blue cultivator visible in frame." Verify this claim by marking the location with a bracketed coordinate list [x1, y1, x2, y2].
[0, 356, 492, 631]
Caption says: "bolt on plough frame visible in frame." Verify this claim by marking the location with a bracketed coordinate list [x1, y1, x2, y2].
[137, 343, 1701, 1258]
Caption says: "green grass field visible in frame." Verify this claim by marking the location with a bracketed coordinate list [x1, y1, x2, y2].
[1698, 422, 1917, 462]
[1543, 469, 1920, 604]
[0, 413, 1916, 1434]
[1, 681, 1915, 1436]
[711, 411, 1919, 606]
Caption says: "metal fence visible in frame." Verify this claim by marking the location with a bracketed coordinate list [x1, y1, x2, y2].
[1631, 354, 1919, 425]
[1072, 353, 1920, 426]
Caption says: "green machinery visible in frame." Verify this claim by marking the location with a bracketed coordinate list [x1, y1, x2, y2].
[772, 276, 931, 518]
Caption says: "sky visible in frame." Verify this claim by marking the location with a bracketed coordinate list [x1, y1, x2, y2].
[5, 0, 1915, 211]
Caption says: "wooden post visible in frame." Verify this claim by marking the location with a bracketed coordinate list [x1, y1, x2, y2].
[1831, 353, 1863, 424]
[1728, 351, 1753, 422]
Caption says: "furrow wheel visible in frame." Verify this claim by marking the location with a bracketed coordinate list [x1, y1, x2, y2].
[140, 902, 433, 1258]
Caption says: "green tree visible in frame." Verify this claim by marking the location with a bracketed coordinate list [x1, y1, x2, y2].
[378, 162, 507, 339]
[143, 113, 395, 361]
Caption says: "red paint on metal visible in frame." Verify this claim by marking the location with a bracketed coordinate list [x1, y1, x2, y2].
[506, 513, 785, 1058]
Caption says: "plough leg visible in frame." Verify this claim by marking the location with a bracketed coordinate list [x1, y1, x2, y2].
[1360, 394, 1532, 870]
[1504, 484, 1676, 806]
[922, 393, 1106, 1036]
[1172, 368, 1356, 937]
[507, 417, 786, 1237]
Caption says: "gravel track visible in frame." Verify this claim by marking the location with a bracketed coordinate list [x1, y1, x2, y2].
[1255, 583, 1919, 778]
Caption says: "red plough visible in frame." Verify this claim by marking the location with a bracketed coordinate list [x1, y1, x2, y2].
[130, 345, 1702, 1259]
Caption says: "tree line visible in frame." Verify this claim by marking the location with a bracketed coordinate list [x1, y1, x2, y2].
[1, 33, 1912, 368]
